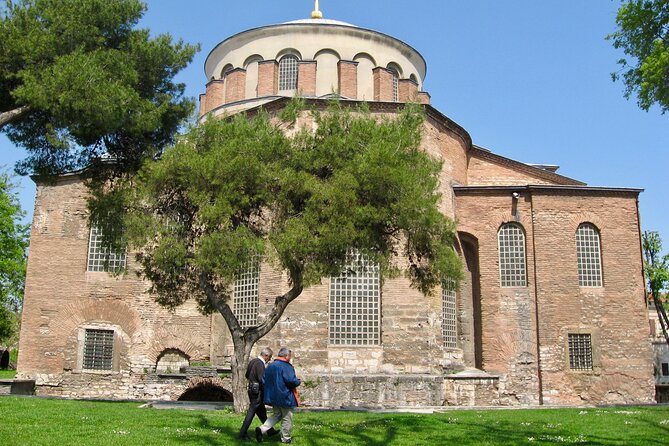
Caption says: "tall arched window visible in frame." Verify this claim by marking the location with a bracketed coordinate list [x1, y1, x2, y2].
[576, 223, 603, 287]
[387, 64, 401, 102]
[442, 279, 457, 348]
[498, 223, 527, 287]
[233, 258, 260, 328]
[329, 250, 380, 346]
[278, 54, 299, 91]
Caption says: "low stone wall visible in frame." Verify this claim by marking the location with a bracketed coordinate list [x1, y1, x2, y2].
[0, 379, 36, 396]
[298, 374, 444, 408]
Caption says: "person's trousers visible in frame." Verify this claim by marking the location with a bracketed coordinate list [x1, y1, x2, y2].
[259, 406, 294, 442]
[239, 391, 267, 437]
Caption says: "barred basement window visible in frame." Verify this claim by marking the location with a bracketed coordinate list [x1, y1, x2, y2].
[662, 363, 669, 377]
[83, 329, 114, 371]
[329, 251, 380, 346]
[278, 55, 299, 91]
[233, 258, 260, 328]
[498, 223, 527, 287]
[442, 279, 457, 348]
[568, 333, 593, 371]
[87, 225, 127, 272]
[576, 223, 603, 287]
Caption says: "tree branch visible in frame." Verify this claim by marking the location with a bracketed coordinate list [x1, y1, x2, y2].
[0, 105, 30, 129]
[248, 281, 304, 343]
[197, 272, 244, 339]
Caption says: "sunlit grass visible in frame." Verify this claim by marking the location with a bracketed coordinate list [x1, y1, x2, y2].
[0, 397, 667, 445]
[0, 370, 16, 379]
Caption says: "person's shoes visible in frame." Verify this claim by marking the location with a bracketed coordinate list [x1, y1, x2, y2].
[255, 427, 263, 443]
[281, 439, 293, 444]
[267, 427, 279, 437]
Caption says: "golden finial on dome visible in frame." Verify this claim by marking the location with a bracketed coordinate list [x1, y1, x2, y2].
[311, 0, 323, 19]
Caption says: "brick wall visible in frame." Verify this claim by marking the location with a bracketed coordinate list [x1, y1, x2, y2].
[203, 80, 225, 114]
[338, 60, 358, 99]
[373, 67, 395, 102]
[258, 60, 278, 97]
[297, 61, 317, 96]
[224, 68, 247, 104]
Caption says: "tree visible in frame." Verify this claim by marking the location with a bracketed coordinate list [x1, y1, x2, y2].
[0, 172, 29, 345]
[97, 101, 463, 411]
[642, 231, 669, 348]
[608, 0, 669, 113]
[0, 0, 198, 177]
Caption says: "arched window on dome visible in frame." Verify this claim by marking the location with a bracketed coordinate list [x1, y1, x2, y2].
[387, 63, 401, 102]
[221, 64, 234, 80]
[278, 54, 299, 91]
[576, 223, 603, 287]
[498, 223, 527, 287]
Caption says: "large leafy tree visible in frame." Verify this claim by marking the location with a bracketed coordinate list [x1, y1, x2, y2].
[97, 101, 462, 411]
[609, 0, 669, 113]
[0, 0, 198, 177]
[642, 231, 669, 348]
[0, 172, 29, 345]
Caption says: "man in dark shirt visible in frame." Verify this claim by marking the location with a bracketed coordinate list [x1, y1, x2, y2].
[239, 347, 276, 441]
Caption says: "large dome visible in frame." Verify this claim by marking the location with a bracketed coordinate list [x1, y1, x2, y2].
[200, 16, 430, 117]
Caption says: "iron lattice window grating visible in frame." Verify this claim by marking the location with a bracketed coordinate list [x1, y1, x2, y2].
[87, 225, 127, 272]
[442, 279, 457, 348]
[278, 55, 299, 91]
[233, 259, 260, 328]
[568, 333, 593, 371]
[576, 224, 603, 287]
[329, 251, 380, 346]
[83, 329, 114, 370]
[498, 223, 527, 287]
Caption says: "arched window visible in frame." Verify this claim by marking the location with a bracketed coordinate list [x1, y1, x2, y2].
[221, 64, 234, 80]
[576, 223, 603, 287]
[387, 63, 401, 102]
[233, 258, 260, 328]
[329, 250, 380, 346]
[278, 54, 299, 91]
[498, 223, 527, 287]
[442, 279, 457, 348]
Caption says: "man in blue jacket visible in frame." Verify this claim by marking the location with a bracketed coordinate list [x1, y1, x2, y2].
[255, 347, 301, 444]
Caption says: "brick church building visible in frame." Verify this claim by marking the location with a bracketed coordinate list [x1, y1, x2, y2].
[16, 7, 655, 407]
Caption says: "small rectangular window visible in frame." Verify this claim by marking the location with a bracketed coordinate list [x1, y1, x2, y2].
[83, 329, 114, 371]
[662, 363, 669, 377]
[568, 333, 593, 371]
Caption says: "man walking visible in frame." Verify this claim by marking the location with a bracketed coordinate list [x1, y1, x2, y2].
[255, 347, 301, 444]
[239, 347, 275, 441]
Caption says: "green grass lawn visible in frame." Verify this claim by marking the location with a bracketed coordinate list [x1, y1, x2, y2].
[0, 369, 16, 378]
[0, 397, 667, 445]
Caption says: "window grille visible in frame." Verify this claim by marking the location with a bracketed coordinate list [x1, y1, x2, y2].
[442, 279, 457, 348]
[576, 224, 603, 287]
[87, 225, 127, 272]
[388, 67, 399, 102]
[329, 251, 380, 345]
[498, 223, 527, 287]
[278, 55, 299, 91]
[83, 329, 114, 370]
[568, 333, 593, 371]
[233, 258, 260, 328]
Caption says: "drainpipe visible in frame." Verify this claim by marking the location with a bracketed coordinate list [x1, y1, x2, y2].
[528, 188, 544, 405]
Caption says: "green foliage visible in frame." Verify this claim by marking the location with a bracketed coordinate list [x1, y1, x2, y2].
[608, 0, 669, 113]
[0, 0, 199, 177]
[642, 230, 669, 296]
[109, 101, 461, 318]
[0, 397, 668, 445]
[0, 172, 29, 345]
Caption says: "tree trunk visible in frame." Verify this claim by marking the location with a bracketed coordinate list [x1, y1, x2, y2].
[230, 335, 253, 412]
[0, 105, 30, 129]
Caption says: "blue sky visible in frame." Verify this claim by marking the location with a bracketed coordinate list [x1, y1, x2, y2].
[2, 0, 667, 252]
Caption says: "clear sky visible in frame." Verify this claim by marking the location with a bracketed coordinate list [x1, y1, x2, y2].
[1, 0, 667, 252]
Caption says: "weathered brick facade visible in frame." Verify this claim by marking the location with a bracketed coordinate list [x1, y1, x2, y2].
[16, 17, 655, 408]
